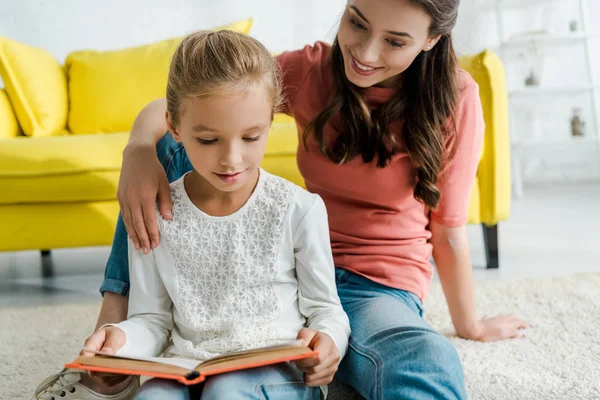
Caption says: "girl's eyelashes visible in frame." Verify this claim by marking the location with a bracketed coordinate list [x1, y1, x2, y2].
[196, 138, 217, 145]
[195, 136, 261, 145]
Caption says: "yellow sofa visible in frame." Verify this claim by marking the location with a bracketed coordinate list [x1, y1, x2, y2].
[0, 27, 510, 269]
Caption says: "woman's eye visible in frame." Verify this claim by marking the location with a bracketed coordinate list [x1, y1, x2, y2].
[388, 39, 405, 48]
[196, 138, 217, 145]
[350, 18, 367, 31]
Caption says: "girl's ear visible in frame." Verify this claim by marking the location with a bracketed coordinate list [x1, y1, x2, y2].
[166, 111, 182, 142]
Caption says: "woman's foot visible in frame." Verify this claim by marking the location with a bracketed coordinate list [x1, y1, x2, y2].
[32, 369, 139, 400]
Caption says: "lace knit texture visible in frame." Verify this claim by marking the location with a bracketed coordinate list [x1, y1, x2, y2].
[158, 172, 296, 360]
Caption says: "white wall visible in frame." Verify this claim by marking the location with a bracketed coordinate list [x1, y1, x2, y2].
[2, 0, 599, 183]
[0, 0, 345, 62]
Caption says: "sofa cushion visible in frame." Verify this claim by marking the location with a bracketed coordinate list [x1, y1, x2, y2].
[0, 37, 68, 137]
[0, 132, 128, 204]
[0, 113, 298, 205]
[65, 18, 253, 135]
[0, 89, 20, 138]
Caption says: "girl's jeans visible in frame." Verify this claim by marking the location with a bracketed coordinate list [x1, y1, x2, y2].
[132, 363, 319, 400]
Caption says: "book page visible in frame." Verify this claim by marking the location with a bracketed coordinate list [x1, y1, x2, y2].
[82, 348, 201, 371]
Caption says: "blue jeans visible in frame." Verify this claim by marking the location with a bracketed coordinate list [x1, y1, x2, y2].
[133, 363, 319, 400]
[102, 133, 466, 399]
[334, 269, 466, 399]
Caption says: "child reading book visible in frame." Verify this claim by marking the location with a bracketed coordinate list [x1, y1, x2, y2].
[78, 30, 350, 400]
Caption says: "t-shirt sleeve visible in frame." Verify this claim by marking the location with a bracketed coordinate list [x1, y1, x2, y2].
[429, 72, 485, 227]
[276, 42, 328, 115]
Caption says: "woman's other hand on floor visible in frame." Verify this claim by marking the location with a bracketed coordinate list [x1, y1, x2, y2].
[464, 314, 531, 342]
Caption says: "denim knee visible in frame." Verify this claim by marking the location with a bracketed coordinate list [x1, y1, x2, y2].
[133, 379, 191, 400]
[201, 366, 318, 400]
[406, 331, 466, 399]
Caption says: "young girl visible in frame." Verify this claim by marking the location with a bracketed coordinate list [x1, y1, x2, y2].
[36, 0, 529, 399]
[80, 30, 349, 400]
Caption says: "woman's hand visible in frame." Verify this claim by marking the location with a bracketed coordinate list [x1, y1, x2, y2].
[464, 314, 531, 342]
[117, 143, 172, 254]
[82, 326, 128, 386]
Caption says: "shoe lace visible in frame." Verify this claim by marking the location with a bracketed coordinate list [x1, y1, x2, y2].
[35, 369, 80, 400]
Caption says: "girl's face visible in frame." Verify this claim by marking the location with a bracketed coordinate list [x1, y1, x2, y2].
[167, 89, 271, 194]
[337, 0, 439, 88]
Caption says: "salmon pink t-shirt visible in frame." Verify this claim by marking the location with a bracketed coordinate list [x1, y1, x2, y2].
[276, 42, 484, 300]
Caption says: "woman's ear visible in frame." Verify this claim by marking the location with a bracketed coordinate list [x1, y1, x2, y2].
[166, 111, 182, 142]
[423, 34, 442, 52]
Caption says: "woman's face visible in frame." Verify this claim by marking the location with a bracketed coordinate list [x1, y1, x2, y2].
[337, 0, 439, 88]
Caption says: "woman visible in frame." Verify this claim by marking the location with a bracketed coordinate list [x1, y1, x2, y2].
[34, 1, 528, 399]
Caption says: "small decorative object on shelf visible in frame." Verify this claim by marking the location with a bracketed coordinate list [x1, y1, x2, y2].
[569, 20, 579, 32]
[525, 69, 540, 86]
[571, 108, 585, 137]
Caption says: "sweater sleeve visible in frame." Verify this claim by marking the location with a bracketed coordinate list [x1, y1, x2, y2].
[109, 238, 174, 357]
[293, 195, 351, 359]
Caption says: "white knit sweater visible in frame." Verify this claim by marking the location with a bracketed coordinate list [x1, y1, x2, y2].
[113, 169, 350, 362]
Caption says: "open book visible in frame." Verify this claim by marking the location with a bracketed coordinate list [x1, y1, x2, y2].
[65, 341, 317, 386]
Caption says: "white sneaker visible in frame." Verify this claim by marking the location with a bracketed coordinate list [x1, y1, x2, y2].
[32, 369, 140, 400]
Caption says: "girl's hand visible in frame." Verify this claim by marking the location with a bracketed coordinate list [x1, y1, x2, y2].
[468, 314, 531, 342]
[294, 328, 341, 386]
[118, 143, 172, 254]
[82, 326, 128, 386]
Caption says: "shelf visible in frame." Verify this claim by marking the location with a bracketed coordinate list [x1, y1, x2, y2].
[509, 85, 599, 97]
[501, 32, 600, 47]
[518, 137, 599, 148]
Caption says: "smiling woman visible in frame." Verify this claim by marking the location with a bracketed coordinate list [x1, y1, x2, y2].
[306, 0, 460, 210]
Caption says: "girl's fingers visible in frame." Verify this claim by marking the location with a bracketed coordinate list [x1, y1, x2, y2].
[295, 356, 319, 370]
[302, 353, 339, 375]
[82, 330, 105, 357]
[304, 365, 338, 386]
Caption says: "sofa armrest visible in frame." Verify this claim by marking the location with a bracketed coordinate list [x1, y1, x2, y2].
[461, 50, 511, 225]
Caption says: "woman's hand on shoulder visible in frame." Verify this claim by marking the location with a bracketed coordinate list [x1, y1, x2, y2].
[118, 143, 172, 254]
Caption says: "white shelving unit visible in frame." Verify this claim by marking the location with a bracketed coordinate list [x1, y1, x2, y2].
[493, 0, 600, 197]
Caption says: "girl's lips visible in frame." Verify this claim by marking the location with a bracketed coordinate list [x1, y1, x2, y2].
[350, 55, 383, 76]
[215, 170, 245, 183]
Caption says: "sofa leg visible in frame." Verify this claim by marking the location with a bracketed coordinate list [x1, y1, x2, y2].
[482, 224, 499, 269]
[41, 250, 54, 277]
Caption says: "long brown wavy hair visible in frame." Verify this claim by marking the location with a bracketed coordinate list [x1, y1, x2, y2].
[304, 0, 460, 209]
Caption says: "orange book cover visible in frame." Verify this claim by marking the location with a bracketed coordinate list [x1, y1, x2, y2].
[65, 343, 317, 386]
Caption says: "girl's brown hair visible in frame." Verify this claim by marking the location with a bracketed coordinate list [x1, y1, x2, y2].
[167, 30, 283, 126]
[304, 0, 460, 209]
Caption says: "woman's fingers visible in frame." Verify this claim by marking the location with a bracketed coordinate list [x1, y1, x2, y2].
[142, 198, 160, 249]
[120, 202, 139, 250]
[131, 204, 151, 253]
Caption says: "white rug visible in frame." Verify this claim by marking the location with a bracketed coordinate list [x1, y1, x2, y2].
[1, 273, 599, 400]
